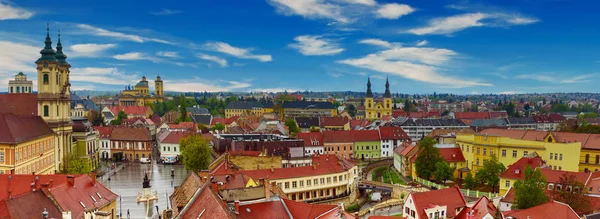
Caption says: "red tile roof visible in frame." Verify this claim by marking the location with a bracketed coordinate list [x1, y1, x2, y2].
[94, 126, 114, 138]
[352, 130, 381, 142]
[409, 186, 467, 219]
[500, 156, 545, 180]
[489, 111, 508, 119]
[109, 127, 151, 141]
[533, 115, 552, 123]
[297, 132, 324, 146]
[0, 94, 37, 116]
[503, 201, 579, 219]
[501, 186, 515, 203]
[168, 122, 196, 130]
[108, 105, 149, 116]
[539, 168, 591, 184]
[350, 119, 370, 129]
[379, 126, 410, 140]
[323, 130, 353, 143]
[0, 114, 54, 144]
[238, 199, 290, 219]
[0, 191, 63, 219]
[400, 144, 417, 156]
[478, 129, 600, 150]
[439, 148, 465, 163]
[454, 112, 490, 120]
[455, 196, 496, 219]
[229, 151, 261, 156]
[180, 183, 234, 219]
[319, 116, 349, 127]
[160, 131, 194, 144]
[549, 113, 566, 123]
[283, 198, 342, 219]
[211, 116, 239, 126]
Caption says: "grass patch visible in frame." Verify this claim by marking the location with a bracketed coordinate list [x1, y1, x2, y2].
[346, 203, 360, 212]
[383, 169, 391, 184]
[393, 214, 402, 217]
[390, 169, 406, 185]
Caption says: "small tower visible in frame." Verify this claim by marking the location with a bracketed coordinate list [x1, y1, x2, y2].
[8, 72, 33, 93]
[155, 76, 163, 98]
[365, 77, 374, 118]
[384, 76, 392, 111]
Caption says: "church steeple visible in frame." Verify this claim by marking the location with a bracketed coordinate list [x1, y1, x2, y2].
[384, 76, 391, 98]
[366, 77, 373, 98]
[55, 30, 69, 65]
[36, 23, 58, 63]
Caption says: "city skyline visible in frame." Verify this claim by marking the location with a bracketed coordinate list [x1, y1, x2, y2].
[1, 0, 599, 94]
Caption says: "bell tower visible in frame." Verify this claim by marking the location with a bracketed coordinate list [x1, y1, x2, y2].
[36, 25, 72, 172]
[384, 76, 392, 114]
[365, 77, 374, 119]
[155, 76, 164, 101]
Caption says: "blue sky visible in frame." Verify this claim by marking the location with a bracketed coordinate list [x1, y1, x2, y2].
[0, 0, 599, 94]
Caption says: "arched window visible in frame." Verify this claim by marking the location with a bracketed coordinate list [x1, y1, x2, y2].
[586, 154, 590, 163]
[43, 105, 49, 117]
[43, 74, 49, 84]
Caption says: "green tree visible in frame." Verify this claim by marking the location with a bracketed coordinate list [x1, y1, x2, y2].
[285, 118, 300, 135]
[555, 173, 592, 214]
[110, 110, 128, 125]
[433, 161, 455, 185]
[551, 104, 570, 113]
[579, 112, 598, 119]
[504, 102, 515, 116]
[177, 95, 191, 123]
[415, 137, 443, 180]
[210, 123, 225, 131]
[464, 172, 476, 189]
[347, 104, 357, 117]
[575, 125, 600, 134]
[474, 156, 506, 193]
[87, 110, 105, 126]
[65, 152, 91, 174]
[180, 135, 212, 172]
[513, 166, 549, 209]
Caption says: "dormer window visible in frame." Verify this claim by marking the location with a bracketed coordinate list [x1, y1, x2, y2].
[515, 169, 520, 174]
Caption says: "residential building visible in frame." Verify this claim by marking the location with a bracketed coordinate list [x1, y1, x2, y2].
[469, 119, 508, 132]
[294, 117, 320, 132]
[379, 126, 410, 157]
[192, 114, 212, 126]
[0, 113, 56, 174]
[35, 29, 73, 172]
[454, 196, 496, 219]
[353, 130, 381, 160]
[499, 155, 545, 195]
[319, 116, 350, 131]
[8, 72, 33, 93]
[440, 147, 467, 179]
[456, 129, 581, 174]
[533, 114, 565, 131]
[427, 128, 474, 144]
[425, 101, 464, 113]
[297, 132, 325, 156]
[391, 118, 469, 140]
[109, 127, 152, 161]
[394, 143, 417, 177]
[70, 92, 101, 118]
[506, 117, 537, 130]
[72, 117, 100, 170]
[159, 131, 193, 163]
[502, 201, 579, 219]
[362, 77, 392, 120]
[210, 116, 239, 133]
[106, 105, 153, 119]
[96, 126, 113, 160]
[403, 187, 467, 219]
[225, 101, 264, 117]
[281, 101, 337, 119]
[0, 174, 118, 219]
[322, 130, 354, 159]
[118, 76, 164, 106]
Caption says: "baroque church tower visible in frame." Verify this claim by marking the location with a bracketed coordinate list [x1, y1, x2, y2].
[364, 77, 392, 120]
[36, 25, 72, 172]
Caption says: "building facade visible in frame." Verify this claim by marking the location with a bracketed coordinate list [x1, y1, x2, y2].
[225, 101, 264, 117]
[353, 130, 381, 160]
[72, 118, 100, 170]
[118, 76, 164, 106]
[281, 101, 337, 120]
[363, 77, 392, 120]
[8, 72, 33, 93]
[379, 126, 410, 157]
[322, 131, 354, 159]
[391, 118, 469, 141]
[109, 127, 152, 161]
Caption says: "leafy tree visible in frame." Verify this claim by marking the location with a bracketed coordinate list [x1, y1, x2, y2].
[504, 102, 515, 116]
[347, 104, 357, 117]
[65, 152, 91, 174]
[177, 95, 191, 123]
[433, 161, 455, 185]
[513, 166, 549, 209]
[474, 156, 506, 193]
[575, 125, 600, 134]
[415, 137, 443, 180]
[197, 123, 207, 130]
[180, 135, 212, 172]
[555, 173, 592, 214]
[110, 110, 128, 125]
[582, 103, 595, 113]
[558, 120, 579, 132]
[87, 110, 105, 126]
[285, 118, 300, 135]
[580, 112, 598, 119]
[552, 104, 570, 113]
[211, 123, 225, 132]
[464, 172, 476, 189]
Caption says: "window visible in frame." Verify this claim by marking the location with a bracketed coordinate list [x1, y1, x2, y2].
[490, 149, 494, 155]
[467, 146, 470, 152]
[307, 180, 311, 187]
[586, 154, 590, 163]
[523, 151, 528, 157]
[502, 150, 506, 157]
[327, 177, 331, 184]
[483, 148, 487, 155]
[596, 155, 599, 164]
[43, 74, 49, 84]
[505, 180, 510, 188]
[299, 181, 304, 187]
[333, 176, 337, 183]
[462, 145, 464, 151]
[560, 154, 563, 160]
[476, 158, 480, 166]
[548, 183, 554, 190]
[550, 153, 553, 160]
[285, 182, 289, 189]
[314, 179, 318, 185]
[476, 148, 480, 154]
[320, 178, 325, 184]
[339, 175, 342, 182]
[0, 152, 4, 163]
[512, 150, 517, 158]
[43, 105, 49, 117]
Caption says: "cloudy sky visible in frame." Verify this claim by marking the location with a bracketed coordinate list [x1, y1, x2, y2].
[0, 0, 598, 94]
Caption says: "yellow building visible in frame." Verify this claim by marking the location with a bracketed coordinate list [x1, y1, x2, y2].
[363, 77, 392, 120]
[36, 28, 73, 172]
[0, 114, 56, 174]
[225, 101, 264, 117]
[118, 76, 164, 106]
[498, 155, 545, 195]
[456, 129, 581, 176]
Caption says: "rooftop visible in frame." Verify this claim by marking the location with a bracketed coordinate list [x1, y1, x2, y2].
[0, 113, 54, 144]
[410, 187, 467, 219]
[503, 201, 579, 219]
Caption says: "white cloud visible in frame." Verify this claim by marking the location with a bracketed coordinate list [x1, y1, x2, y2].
[198, 54, 228, 67]
[151, 9, 182, 16]
[0, 41, 39, 75]
[76, 24, 174, 45]
[408, 12, 539, 35]
[112, 52, 163, 63]
[375, 3, 414, 19]
[289, 35, 344, 56]
[516, 73, 596, 84]
[155, 51, 180, 58]
[337, 0, 376, 6]
[359, 38, 396, 48]
[247, 88, 299, 93]
[0, 2, 33, 20]
[416, 40, 428, 47]
[70, 67, 138, 85]
[69, 43, 116, 57]
[164, 79, 252, 92]
[267, 0, 350, 23]
[203, 42, 272, 62]
[339, 39, 491, 88]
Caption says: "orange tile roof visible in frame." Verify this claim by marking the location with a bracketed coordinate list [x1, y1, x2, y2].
[501, 186, 515, 203]
[109, 127, 151, 141]
[319, 116, 349, 127]
[160, 131, 194, 144]
[282, 198, 341, 219]
[410, 187, 467, 219]
[455, 196, 496, 219]
[0, 94, 38, 116]
[180, 183, 234, 219]
[0, 114, 54, 144]
[238, 199, 290, 219]
[323, 130, 353, 143]
[454, 112, 490, 119]
[352, 130, 380, 142]
[297, 132, 324, 146]
[94, 126, 114, 138]
[211, 116, 239, 125]
[108, 105, 149, 116]
[504, 201, 579, 219]
[168, 122, 196, 130]
[439, 148, 465, 163]
[379, 126, 410, 140]
[478, 129, 528, 139]
[539, 168, 591, 184]
[400, 144, 417, 156]
[500, 156, 545, 180]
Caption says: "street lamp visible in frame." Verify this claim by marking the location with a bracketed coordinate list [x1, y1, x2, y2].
[42, 208, 48, 219]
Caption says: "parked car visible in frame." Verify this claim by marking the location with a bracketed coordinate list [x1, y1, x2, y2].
[139, 158, 151, 164]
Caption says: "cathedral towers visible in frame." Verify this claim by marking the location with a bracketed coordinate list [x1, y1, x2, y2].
[364, 77, 392, 120]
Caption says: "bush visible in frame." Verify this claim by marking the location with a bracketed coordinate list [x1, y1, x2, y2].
[383, 169, 391, 184]
[346, 203, 360, 212]
[390, 170, 405, 185]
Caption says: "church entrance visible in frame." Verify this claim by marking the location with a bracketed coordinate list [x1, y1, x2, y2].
[377, 112, 381, 118]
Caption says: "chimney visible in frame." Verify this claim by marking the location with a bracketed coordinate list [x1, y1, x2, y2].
[211, 182, 219, 194]
[354, 212, 359, 219]
[67, 175, 75, 186]
[91, 171, 97, 185]
[264, 178, 271, 200]
[270, 168, 274, 173]
[234, 200, 240, 214]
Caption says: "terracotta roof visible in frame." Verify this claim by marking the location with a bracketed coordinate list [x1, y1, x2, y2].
[45, 175, 118, 219]
[400, 144, 417, 156]
[297, 132, 324, 146]
[410, 186, 467, 219]
[455, 196, 496, 219]
[504, 201, 579, 219]
[477, 129, 600, 150]
[211, 116, 239, 126]
[282, 198, 341, 219]
[168, 122, 196, 130]
[454, 112, 490, 120]
[393, 142, 409, 156]
[533, 115, 552, 123]
[109, 127, 151, 141]
[323, 130, 353, 143]
[352, 130, 381, 142]
[0, 94, 37, 116]
[169, 173, 203, 216]
[94, 126, 114, 138]
[211, 173, 248, 190]
[179, 182, 234, 219]
[549, 113, 566, 122]
[222, 155, 351, 180]
[0, 114, 54, 144]
[108, 105, 149, 116]
[539, 168, 591, 184]
[350, 119, 370, 129]
[501, 186, 515, 203]
[500, 156, 545, 180]
[489, 111, 508, 119]
[160, 131, 194, 144]
[238, 199, 290, 219]
[0, 190, 63, 219]
[319, 117, 349, 127]
[439, 148, 465, 163]
[379, 126, 410, 140]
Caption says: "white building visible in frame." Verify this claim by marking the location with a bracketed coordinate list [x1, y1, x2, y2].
[158, 131, 192, 163]
[97, 127, 113, 160]
[379, 126, 410, 157]
[391, 118, 469, 141]
[8, 72, 33, 93]
[403, 187, 467, 219]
